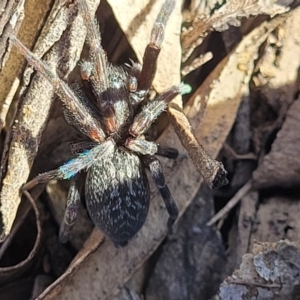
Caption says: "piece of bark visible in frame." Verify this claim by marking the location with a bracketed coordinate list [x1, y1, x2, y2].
[214, 240, 300, 299]
[237, 191, 259, 265]
[250, 196, 300, 248]
[253, 98, 300, 189]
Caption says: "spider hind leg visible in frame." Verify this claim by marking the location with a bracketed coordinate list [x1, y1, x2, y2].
[59, 176, 81, 243]
[142, 155, 178, 233]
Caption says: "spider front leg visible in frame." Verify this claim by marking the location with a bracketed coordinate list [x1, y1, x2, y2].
[138, 0, 175, 92]
[22, 140, 115, 191]
[78, 0, 108, 93]
[78, 0, 118, 134]
[129, 85, 183, 137]
[11, 37, 106, 143]
[125, 85, 187, 157]
[142, 155, 178, 233]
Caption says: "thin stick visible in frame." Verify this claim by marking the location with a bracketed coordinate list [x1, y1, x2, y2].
[207, 179, 252, 226]
[223, 143, 256, 160]
[226, 278, 281, 289]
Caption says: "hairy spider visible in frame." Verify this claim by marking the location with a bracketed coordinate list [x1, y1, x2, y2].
[12, 0, 188, 247]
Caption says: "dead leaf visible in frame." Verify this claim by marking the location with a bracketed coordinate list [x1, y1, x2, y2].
[0, 0, 98, 239]
[185, 15, 287, 165]
[251, 6, 300, 189]
[107, 0, 182, 91]
[253, 98, 300, 189]
[216, 240, 300, 299]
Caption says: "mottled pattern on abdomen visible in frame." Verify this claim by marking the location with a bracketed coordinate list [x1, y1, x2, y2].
[85, 149, 150, 246]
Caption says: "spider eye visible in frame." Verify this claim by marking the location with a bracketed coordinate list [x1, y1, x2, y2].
[128, 76, 138, 92]
[109, 73, 125, 89]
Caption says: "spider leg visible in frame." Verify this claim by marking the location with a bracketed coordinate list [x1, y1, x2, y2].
[78, 0, 108, 93]
[68, 141, 98, 154]
[143, 155, 178, 233]
[11, 37, 106, 143]
[78, 0, 118, 134]
[156, 146, 179, 159]
[129, 85, 182, 137]
[22, 140, 115, 191]
[126, 137, 158, 155]
[126, 139, 181, 161]
[59, 175, 81, 243]
[138, 0, 175, 91]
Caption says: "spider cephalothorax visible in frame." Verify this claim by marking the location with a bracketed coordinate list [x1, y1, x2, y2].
[13, 0, 187, 247]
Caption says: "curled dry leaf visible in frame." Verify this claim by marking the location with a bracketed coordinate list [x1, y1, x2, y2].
[168, 104, 228, 189]
[182, 0, 289, 62]
[253, 98, 300, 189]
[210, 0, 289, 31]
[0, 190, 41, 286]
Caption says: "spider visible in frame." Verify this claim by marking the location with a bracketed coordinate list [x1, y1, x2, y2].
[12, 0, 188, 247]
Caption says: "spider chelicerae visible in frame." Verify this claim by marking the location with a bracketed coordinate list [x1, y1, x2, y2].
[12, 0, 190, 247]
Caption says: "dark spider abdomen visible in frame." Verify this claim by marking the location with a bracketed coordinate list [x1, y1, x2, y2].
[85, 148, 150, 246]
